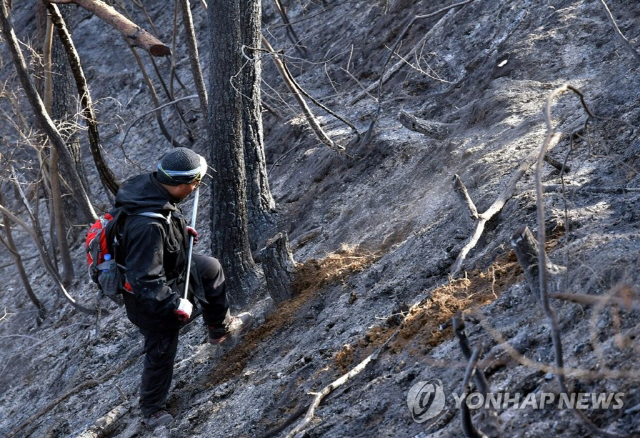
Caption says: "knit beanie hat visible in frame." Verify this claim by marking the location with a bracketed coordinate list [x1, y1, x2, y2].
[157, 147, 207, 185]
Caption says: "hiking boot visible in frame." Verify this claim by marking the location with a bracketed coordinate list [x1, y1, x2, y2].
[208, 312, 254, 345]
[144, 409, 173, 428]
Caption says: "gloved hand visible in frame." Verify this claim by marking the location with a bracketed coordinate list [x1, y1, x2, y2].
[186, 226, 198, 245]
[175, 298, 193, 322]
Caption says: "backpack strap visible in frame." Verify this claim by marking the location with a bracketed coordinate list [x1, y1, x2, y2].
[136, 211, 171, 224]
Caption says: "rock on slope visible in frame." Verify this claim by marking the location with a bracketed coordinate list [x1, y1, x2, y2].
[0, 0, 639, 437]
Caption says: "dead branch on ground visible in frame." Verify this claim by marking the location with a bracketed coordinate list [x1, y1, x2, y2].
[398, 110, 451, 140]
[262, 37, 344, 152]
[46, 0, 170, 56]
[75, 402, 131, 438]
[357, 0, 475, 146]
[285, 330, 399, 438]
[0, 307, 9, 322]
[533, 83, 625, 437]
[449, 141, 563, 278]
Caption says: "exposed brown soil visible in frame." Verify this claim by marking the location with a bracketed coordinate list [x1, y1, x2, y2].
[204, 245, 379, 388]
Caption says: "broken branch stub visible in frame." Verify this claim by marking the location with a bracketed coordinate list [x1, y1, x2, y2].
[510, 226, 566, 299]
[48, 0, 170, 56]
[261, 232, 296, 303]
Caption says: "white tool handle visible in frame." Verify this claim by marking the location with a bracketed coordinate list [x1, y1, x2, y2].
[182, 186, 200, 300]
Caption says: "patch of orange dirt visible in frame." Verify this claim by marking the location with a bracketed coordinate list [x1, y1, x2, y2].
[204, 245, 379, 388]
[332, 252, 522, 371]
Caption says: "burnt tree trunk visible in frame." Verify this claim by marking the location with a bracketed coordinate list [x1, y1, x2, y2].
[241, 0, 275, 251]
[208, 0, 256, 305]
[44, 11, 74, 285]
[47, 2, 120, 196]
[51, 4, 92, 212]
[262, 232, 296, 303]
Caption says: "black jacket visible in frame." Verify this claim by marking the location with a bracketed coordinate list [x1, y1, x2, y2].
[115, 173, 190, 332]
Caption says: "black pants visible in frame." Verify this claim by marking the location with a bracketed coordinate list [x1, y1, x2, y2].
[138, 254, 229, 417]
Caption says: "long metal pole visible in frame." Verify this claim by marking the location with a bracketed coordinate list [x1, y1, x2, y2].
[182, 186, 200, 299]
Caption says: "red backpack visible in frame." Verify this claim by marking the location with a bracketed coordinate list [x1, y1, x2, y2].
[85, 209, 130, 304]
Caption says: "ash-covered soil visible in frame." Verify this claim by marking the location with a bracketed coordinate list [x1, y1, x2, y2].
[1, 0, 640, 437]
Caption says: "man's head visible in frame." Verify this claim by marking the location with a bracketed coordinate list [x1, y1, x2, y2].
[157, 147, 207, 199]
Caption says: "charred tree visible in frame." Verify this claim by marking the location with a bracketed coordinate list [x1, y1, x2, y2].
[208, 0, 256, 304]
[0, 1, 97, 222]
[241, 0, 275, 251]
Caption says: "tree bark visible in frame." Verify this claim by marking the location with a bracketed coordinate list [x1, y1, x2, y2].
[51, 4, 91, 203]
[0, 2, 97, 223]
[209, 0, 256, 305]
[45, 11, 75, 285]
[241, 0, 275, 251]
[50, 147, 75, 285]
[261, 232, 296, 303]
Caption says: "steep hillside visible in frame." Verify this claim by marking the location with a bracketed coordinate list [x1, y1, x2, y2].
[1, 0, 639, 437]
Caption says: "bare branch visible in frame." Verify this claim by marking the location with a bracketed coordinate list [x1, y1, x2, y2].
[597, 0, 640, 64]
[127, 46, 187, 148]
[0, 203, 101, 316]
[262, 37, 343, 152]
[179, 0, 208, 119]
[273, 0, 307, 58]
[118, 94, 197, 152]
[357, 0, 475, 146]
[0, 2, 97, 222]
[46, 0, 170, 56]
[534, 84, 626, 438]
[453, 314, 499, 437]
[47, 3, 120, 195]
[453, 174, 479, 220]
[549, 292, 640, 311]
[460, 346, 486, 438]
[0, 199, 46, 323]
[286, 331, 399, 437]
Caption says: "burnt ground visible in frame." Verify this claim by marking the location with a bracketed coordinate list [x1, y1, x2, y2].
[1, 0, 640, 437]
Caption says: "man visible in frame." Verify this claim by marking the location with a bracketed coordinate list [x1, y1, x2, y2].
[115, 147, 253, 428]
